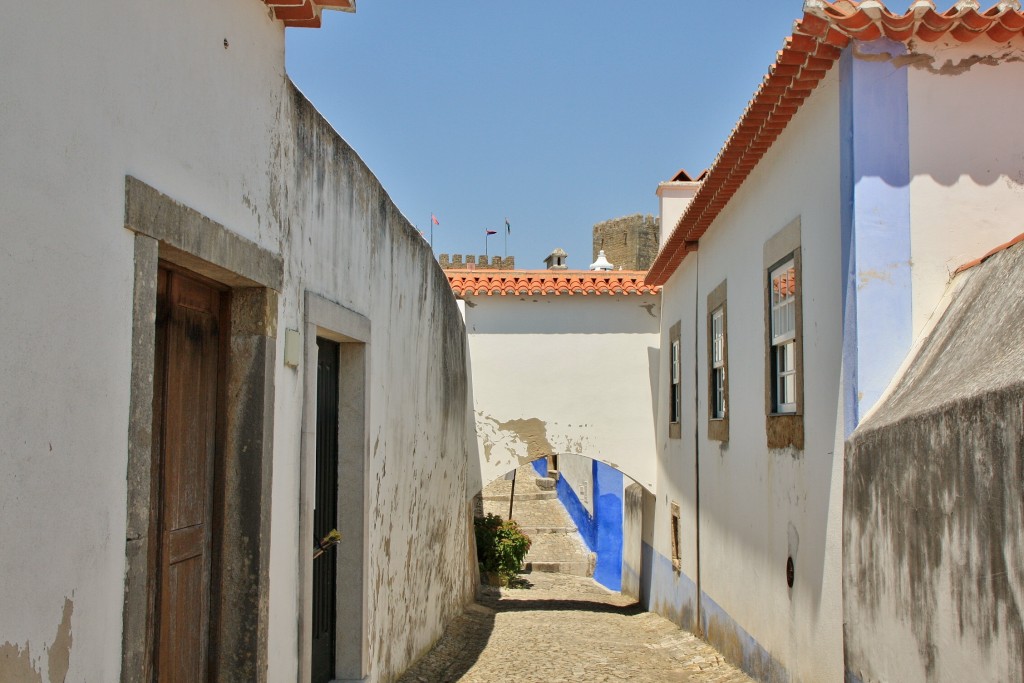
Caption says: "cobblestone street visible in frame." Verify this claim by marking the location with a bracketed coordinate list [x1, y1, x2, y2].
[397, 572, 752, 683]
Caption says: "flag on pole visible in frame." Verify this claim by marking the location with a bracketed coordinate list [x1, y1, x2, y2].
[505, 218, 511, 235]
[431, 214, 440, 226]
[486, 229, 497, 236]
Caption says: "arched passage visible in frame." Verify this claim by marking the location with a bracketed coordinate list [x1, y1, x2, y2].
[474, 453, 648, 595]
[453, 269, 661, 598]
[472, 418, 657, 500]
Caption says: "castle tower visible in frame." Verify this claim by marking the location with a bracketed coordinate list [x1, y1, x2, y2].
[592, 214, 660, 271]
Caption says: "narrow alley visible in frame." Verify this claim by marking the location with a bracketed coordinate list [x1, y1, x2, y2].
[398, 467, 751, 683]
[396, 572, 751, 683]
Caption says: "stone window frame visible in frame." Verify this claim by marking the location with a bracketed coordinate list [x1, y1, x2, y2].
[121, 176, 283, 683]
[298, 291, 371, 683]
[763, 217, 805, 450]
[706, 280, 729, 442]
[669, 321, 682, 439]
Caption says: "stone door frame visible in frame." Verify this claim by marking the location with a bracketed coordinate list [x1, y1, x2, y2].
[121, 176, 282, 683]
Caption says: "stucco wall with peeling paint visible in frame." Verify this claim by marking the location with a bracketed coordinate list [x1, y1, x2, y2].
[0, 2, 476, 681]
[461, 293, 661, 495]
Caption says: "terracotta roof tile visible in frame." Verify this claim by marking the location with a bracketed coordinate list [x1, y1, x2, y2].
[446, 270, 660, 298]
[263, 0, 354, 28]
[647, 0, 1024, 285]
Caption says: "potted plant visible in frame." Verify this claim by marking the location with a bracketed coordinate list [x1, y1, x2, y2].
[474, 513, 531, 586]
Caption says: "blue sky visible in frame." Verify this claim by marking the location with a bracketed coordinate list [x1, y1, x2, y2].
[286, 0, 920, 269]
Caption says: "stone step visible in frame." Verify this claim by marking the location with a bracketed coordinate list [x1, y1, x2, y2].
[479, 464, 595, 580]
[524, 560, 593, 577]
[517, 525, 578, 535]
[481, 490, 556, 502]
[534, 476, 556, 491]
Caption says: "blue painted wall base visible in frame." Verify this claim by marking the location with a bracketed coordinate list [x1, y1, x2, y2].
[642, 541, 791, 683]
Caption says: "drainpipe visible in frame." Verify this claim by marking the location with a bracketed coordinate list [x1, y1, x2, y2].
[692, 253, 703, 638]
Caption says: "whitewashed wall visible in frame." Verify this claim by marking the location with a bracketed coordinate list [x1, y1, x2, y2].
[646, 256, 701, 628]
[0, 2, 476, 681]
[907, 38, 1024, 337]
[558, 453, 595, 516]
[464, 293, 660, 494]
[657, 180, 700, 247]
[651, 69, 845, 682]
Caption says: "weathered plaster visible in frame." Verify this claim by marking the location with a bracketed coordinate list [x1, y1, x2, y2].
[0, 598, 73, 683]
[124, 176, 283, 291]
[495, 417, 555, 463]
[853, 41, 1024, 76]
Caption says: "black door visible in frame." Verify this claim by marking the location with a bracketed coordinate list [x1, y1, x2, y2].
[312, 338, 340, 683]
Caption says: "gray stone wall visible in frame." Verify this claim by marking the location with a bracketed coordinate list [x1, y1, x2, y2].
[592, 214, 660, 271]
[844, 241, 1024, 683]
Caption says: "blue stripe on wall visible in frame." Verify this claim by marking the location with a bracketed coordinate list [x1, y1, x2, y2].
[840, 47, 859, 436]
[641, 541, 697, 629]
[556, 469, 596, 548]
[593, 462, 623, 591]
[555, 461, 623, 591]
[531, 458, 547, 478]
[642, 541, 791, 683]
[840, 39, 913, 435]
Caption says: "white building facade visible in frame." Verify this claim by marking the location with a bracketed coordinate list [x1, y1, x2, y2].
[0, 2, 478, 682]
[644, 3, 1024, 681]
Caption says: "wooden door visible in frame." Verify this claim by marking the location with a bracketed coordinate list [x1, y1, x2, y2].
[152, 266, 223, 681]
[312, 338, 340, 683]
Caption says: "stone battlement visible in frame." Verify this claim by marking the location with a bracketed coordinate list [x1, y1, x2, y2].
[439, 254, 515, 270]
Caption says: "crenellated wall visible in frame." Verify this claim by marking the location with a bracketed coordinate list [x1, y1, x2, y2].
[439, 253, 515, 270]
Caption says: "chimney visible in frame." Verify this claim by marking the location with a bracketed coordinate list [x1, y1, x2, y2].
[544, 248, 568, 270]
[589, 250, 614, 271]
[656, 169, 703, 248]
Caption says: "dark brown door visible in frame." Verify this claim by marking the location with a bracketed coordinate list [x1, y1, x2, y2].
[312, 338, 340, 683]
[152, 266, 223, 681]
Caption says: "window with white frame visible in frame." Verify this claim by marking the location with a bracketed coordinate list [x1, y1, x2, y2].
[669, 321, 682, 439]
[770, 259, 797, 413]
[670, 339, 681, 423]
[710, 307, 726, 419]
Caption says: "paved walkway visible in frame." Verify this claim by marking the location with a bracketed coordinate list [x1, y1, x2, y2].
[397, 572, 753, 683]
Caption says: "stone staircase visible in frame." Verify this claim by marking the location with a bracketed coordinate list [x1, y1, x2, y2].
[481, 465, 596, 577]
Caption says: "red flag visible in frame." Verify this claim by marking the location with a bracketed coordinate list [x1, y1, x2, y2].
[431, 214, 440, 226]
[486, 229, 497, 236]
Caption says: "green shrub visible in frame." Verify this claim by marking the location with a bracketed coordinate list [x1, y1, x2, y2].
[474, 513, 532, 580]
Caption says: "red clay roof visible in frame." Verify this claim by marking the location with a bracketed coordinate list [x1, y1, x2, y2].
[646, 0, 1024, 285]
[264, 0, 354, 28]
[447, 270, 660, 297]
